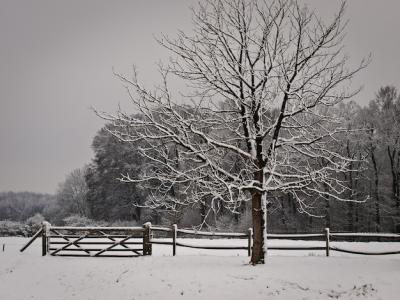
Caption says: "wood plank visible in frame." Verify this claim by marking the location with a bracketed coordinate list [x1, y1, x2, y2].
[98, 230, 142, 256]
[150, 240, 173, 245]
[325, 228, 330, 257]
[42, 222, 50, 256]
[172, 224, 177, 256]
[247, 228, 252, 257]
[330, 232, 400, 238]
[330, 246, 400, 255]
[51, 229, 93, 256]
[49, 241, 143, 245]
[20, 228, 43, 252]
[93, 235, 135, 257]
[50, 226, 144, 231]
[175, 242, 248, 250]
[49, 248, 144, 252]
[49, 234, 142, 239]
[268, 246, 326, 250]
[267, 233, 325, 239]
[177, 228, 247, 238]
[50, 234, 90, 256]
[151, 227, 172, 232]
[142, 222, 152, 255]
[53, 253, 142, 257]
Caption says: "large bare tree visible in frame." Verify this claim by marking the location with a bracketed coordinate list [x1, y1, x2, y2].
[100, 0, 367, 264]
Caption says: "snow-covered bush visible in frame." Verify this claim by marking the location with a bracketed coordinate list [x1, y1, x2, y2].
[25, 213, 45, 235]
[62, 215, 103, 227]
[108, 220, 139, 227]
[0, 220, 29, 237]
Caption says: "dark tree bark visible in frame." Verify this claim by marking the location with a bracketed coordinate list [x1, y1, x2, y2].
[370, 147, 381, 232]
[387, 146, 400, 220]
[346, 139, 354, 232]
[250, 162, 267, 264]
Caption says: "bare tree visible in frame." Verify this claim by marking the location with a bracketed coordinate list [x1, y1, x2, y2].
[363, 86, 400, 231]
[375, 87, 400, 218]
[56, 167, 89, 218]
[100, 0, 367, 264]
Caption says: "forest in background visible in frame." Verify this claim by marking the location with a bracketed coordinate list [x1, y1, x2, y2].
[1, 86, 400, 236]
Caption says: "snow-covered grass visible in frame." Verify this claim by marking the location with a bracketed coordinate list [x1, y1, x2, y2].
[1, 237, 399, 300]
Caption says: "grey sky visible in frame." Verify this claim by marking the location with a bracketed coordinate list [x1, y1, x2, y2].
[1, 0, 399, 194]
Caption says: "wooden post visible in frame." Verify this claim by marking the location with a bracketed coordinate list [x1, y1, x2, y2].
[172, 224, 177, 256]
[42, 221, 50, 256]
[143, 222, 152, 256]
[325, 227, 330, 257]
[248, 228, 253, 257]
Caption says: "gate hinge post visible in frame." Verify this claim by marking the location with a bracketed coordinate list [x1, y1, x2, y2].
[143, 222, 152, 256]
[42, 221, 51, 256]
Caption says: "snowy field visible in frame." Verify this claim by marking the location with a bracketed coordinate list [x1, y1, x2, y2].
[1, 237, 399, 300]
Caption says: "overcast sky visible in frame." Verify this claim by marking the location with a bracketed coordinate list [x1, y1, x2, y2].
[1, 0, 399, 194]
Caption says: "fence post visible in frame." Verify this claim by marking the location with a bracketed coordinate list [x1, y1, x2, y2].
[325, 227, 330, 257]
[143, 222, 152, 256]
[172, 224, 177, 256]
[248, 228, 253, 257]
[42, 221, 50, 256]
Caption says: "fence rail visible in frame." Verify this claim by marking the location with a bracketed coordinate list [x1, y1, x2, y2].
[19, 222, 400, 257]
[268, 233, 325, 238]
[330, 232, 400, 238]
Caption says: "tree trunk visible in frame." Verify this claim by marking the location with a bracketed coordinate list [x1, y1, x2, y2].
[346, 140, 354, 232]
[347, 202, 354, 232]
[325, 199, 331, 229]
[323, 182, 331, 229]
[200, 201, 207, 225]
[371, 149, 381, 232]
[375, 200, 381, 232]
[135, 206, 142, 221]
[251, 191, 266, 264]
[250, 169, 266, 264]
[396, 151, 400, 218]
[397, 174, 400, 217]
[387, 147, 399, 215]
[354, 203, 359, 232]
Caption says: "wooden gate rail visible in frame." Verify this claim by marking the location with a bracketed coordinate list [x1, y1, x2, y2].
[49, 226, 145, 231]
[19, 228, 43, 252]
[50, 231, 90, 256]
[49, 241, 143, 245]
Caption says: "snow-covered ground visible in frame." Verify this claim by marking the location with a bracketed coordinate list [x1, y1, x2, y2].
[0, 237, 399, 300]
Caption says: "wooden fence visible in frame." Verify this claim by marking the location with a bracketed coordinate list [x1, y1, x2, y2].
[150, 225, 253, 256]
[20, 222, 400, 257]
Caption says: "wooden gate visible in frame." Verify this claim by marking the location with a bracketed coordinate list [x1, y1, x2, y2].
[41, 222, 152, 257]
